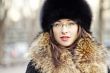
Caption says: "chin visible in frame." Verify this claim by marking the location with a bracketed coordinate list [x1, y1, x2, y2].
[60, 43, 72, 47]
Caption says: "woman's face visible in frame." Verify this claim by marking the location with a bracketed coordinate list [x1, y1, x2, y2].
[52, 19, 78, 47]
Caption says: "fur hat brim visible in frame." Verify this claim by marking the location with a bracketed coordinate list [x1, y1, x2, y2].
[40, 0, 92, 33]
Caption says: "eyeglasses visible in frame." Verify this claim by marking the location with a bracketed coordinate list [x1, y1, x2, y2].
[53, 22, 76, 28]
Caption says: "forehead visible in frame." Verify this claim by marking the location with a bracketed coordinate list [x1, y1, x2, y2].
[55, 19, 75, 23]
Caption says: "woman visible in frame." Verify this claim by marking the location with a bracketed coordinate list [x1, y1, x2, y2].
[26, 0, 109, 73]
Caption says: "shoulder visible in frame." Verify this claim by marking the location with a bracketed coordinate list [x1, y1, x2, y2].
[76, 33, 109, 63]
[26, 32, 50, 59]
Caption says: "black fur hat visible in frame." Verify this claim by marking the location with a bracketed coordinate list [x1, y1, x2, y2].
[40, 0, 92, 33]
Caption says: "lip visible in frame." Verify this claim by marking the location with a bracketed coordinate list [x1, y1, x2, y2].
[60, 36, 70, 41]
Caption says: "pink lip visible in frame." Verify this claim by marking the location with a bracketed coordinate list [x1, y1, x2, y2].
[60, 36, 70, 41]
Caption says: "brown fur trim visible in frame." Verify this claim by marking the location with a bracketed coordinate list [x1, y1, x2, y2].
[27, 32, 108, 73]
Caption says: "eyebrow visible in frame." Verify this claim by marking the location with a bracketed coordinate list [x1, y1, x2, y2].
[58, 19, 71, 22]
[67, 19, 71, 21]
[56, 20, 61, 23]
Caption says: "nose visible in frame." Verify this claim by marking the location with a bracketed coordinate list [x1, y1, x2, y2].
[61, 25, 68, 34]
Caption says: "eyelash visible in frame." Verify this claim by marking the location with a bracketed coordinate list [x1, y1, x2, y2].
[69, 23, 74, 25]
[53, 23, 60, 27]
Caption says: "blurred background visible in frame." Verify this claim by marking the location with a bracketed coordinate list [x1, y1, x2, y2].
[0, 0, 110, 73]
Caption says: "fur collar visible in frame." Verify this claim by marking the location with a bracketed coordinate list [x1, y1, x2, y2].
[27, 32, 108, 73]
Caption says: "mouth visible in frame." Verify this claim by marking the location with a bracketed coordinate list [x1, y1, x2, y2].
[60, 36, 70, 41]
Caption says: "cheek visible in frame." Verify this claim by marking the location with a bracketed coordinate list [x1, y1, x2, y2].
[53, 28, 60, 39]
[70, 26, 78, 34]
[70, 27, 78, 38]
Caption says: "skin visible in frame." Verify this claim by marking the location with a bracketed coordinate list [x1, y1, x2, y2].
[52, 19, 79, 47]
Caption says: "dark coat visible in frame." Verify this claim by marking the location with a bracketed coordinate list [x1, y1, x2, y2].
[25, 32, 110, 73]
[26, 61, 40, 73]
[26, 61, 110, 73]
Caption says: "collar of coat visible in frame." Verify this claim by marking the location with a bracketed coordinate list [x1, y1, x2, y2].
[27, 32, 108, 73]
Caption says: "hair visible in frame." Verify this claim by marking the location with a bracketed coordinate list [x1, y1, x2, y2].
[49, 25, 83, 67]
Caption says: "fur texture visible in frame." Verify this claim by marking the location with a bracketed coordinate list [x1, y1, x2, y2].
[41, 0, 92, 33]
[27, 32, 108, 73]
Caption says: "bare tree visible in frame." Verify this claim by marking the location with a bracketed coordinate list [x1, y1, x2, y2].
[97, 0, 104, 43]
[0, 0, 8, 64]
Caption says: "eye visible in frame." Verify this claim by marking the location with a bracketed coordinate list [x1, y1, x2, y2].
[54, 23, 59, 26]
[69, 22, 76, 26]
[69, 23, 73, 25]
[53, 23, 61, 27]
[67, 23, 73, 26]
